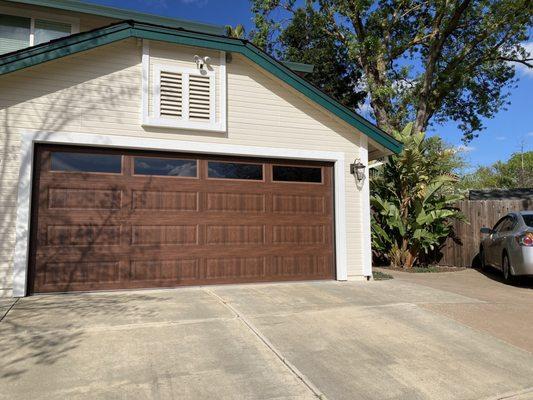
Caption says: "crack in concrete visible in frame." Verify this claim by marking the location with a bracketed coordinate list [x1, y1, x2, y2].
[0, 298, 19, 323]
[202, 287, 327, 400]
[484, 386, 533, 399]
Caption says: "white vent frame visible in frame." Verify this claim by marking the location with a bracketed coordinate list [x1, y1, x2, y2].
[141, 40, 227, 132]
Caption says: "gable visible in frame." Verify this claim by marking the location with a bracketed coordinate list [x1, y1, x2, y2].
[0, 21, 401, 154]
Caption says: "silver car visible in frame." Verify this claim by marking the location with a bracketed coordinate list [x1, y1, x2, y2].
[480, 211, 533, 282]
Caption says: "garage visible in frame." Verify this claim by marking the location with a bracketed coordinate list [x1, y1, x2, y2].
[28, 145, 335, 293]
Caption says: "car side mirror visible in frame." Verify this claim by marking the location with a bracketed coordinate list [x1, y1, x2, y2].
[480, 227, 492, 234]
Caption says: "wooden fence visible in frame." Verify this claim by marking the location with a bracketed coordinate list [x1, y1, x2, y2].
[438, 199, 532, 267]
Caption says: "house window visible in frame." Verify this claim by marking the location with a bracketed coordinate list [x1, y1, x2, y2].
[0, 14, 30, 53]
[34, 19, 72, 45]
[154, 65, 216, 128]
[0, 11, 76, 54]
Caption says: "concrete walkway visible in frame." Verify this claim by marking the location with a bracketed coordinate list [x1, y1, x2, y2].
[1, 273, 532, 400]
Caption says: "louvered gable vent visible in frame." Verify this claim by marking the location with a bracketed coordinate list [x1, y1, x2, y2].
[160, 71, 183, 118]
[189, 74, 211, 121]
[153, 65, 219, 129]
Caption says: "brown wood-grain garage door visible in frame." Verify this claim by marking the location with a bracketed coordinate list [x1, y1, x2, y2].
[29, 145, 335, 293]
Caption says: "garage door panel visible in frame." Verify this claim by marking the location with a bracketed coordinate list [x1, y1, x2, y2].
[269, 255, 333, 277]
[205, 192, 266, 213]
[128, 259, 200, 282]
[30, 145, 335, 293]
[46, 186, 124, 210]
[131, 190, 199, 212]
[43, 224, 123, 246]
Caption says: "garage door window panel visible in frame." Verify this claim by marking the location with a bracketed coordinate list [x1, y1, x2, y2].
[207, 161, 263, 181]
[272, 165, 323, 183]
[134, 157, 198, 178]
[50, 152, 122, 174]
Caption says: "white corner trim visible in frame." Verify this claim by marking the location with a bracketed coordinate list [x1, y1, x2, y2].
[334, 158, 348, 281]
[12, 131, 349, 296]
[218, 51, 227, 132]
[13, 135, 35, 297]
[359, 135, 372, 277]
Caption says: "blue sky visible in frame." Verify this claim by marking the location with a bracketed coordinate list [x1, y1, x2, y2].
[89, 0, 532, 171]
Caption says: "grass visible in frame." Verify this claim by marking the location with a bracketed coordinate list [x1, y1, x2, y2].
[411, 266, 441, 273]
[373, 271, 394, 280]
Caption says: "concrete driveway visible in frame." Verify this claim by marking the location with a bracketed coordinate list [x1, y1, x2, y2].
[1, 270, 532, 400]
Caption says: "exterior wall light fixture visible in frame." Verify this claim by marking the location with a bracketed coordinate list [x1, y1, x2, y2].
[350, 159, 366, 181]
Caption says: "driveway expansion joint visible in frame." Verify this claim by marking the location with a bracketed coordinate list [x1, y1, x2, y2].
[0, 298, 19, 323]
[483, 386, 533, 400]
[202, 287, 327, 400]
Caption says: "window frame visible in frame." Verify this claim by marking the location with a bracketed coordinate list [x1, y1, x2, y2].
[271, 164, 324, 185]
[132, 156, 199, 179]
[153, 64, 216, 130]
[141, 43, 227, 133]
[0, 5, 79, 49]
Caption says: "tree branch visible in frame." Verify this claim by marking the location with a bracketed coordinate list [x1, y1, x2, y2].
[413, 0, 472, 134]
[497, 57, 533, 68]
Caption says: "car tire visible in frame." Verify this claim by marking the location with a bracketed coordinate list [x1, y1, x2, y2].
[502, 253, 514, 283]
[480, 247, 486, 271]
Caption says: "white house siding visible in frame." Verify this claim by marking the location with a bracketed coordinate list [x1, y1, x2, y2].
[0, 38, 367, 297]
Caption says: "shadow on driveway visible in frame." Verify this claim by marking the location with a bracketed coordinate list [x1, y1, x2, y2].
[0, 293, 172, 381]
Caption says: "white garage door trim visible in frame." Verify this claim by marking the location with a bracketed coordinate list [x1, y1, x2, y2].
[13, 131, 348, 297]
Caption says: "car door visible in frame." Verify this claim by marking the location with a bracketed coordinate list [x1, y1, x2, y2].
[485, 217, 505, 266]
[488, 217, 513, 269]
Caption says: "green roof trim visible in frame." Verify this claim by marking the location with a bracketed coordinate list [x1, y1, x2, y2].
[281, 61, 314, 74]
[6, 0, 224, 35]
[0, 21, 402, 154]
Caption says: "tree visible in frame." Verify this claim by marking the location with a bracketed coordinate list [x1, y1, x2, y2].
[225, 24, 246, 38]
[251, 0, 533, 141]
[267, 6, 366, 110]
[460, 150, 533, 189]
[371, 124, 465, 268]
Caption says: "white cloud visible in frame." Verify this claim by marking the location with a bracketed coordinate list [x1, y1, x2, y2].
[528, 131, 533, 137]
[456, 145, 476, 153]
[514, 42, 533, 78]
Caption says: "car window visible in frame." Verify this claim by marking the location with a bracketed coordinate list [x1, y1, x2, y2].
[495, 217, 515, 233]
[522, 215, 533, 228]
[492, 218, 506, 233]
[500, 217, 515, 232]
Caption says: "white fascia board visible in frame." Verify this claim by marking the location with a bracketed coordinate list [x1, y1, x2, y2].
[12, 131, 348, 296]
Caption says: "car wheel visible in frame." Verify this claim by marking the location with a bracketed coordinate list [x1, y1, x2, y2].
[502, 253, 513, 283]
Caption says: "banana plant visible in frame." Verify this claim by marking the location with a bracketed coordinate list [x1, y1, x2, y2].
[371, 124, 465, 268]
